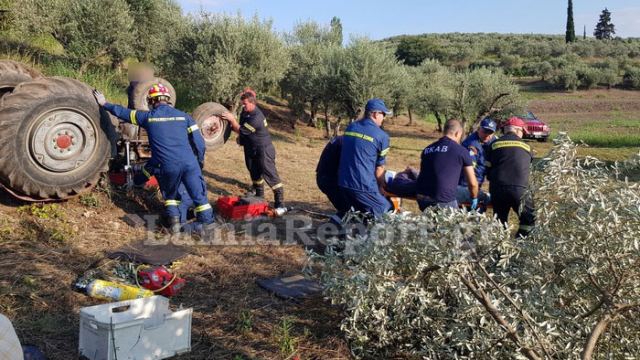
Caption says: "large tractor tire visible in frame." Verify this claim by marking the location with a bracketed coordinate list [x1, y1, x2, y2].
[131, 77, 177, 111]
[0, 60, 42, 101]
[0, 77, 110, 200]
[191, 102, 232, 150]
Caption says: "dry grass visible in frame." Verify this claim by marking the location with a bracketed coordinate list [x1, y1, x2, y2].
[0, 93, 637, 359]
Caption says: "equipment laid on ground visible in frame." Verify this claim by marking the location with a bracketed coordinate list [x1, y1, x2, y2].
[137, 266, 186, 298]
[216, 195, 270, 220]
[79, 296, 192, 360]
[81, 279, 154, 302]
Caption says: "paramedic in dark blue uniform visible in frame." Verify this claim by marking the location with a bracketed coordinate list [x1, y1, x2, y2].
[222, 89, 285, 209]
[316, 136, 348, 223]
[93, 84, 214, 233]
[485, 117, 535, 238]
[456, 117, 497, 209]
[416, 119, 479, 211]
[337, 98, 392, 217]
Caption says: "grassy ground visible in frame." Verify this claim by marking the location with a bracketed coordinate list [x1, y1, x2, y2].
[0, 72, 639, 359]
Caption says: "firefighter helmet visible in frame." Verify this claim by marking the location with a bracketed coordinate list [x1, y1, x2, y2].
[147, 83, 171, 100]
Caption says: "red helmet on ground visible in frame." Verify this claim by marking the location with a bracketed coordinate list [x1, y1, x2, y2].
[147, 83, 171, 100]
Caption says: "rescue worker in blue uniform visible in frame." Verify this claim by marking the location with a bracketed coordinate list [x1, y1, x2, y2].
[222, 89, 285, 209]
[416, 119, 479, 210]
[316, 136, 349, 223]
[337, 98, 392, 217]
[93, 84, 214, 233]
[485, 116, 536, 238]
[124, 78, 195, 227]
[456, 117, 497, 210]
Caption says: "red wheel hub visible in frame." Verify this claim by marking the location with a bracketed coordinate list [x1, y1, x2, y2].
[56, 134, 72, 149]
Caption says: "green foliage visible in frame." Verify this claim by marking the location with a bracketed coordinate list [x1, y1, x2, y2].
[338, 38, 404, 118]
[125, 0, 183, 62]
[565, 0, 576, 43]
[18, 204, 63, 220]
[274, 317, 298, 357]
[56, 0, 134, 71]
[161, 12, 289, 108]
[594, 8, 616, 40]
[281, 20, 342, 122]
[79, 193, 100, 208]
[235, 309, 253, 333]
[623, 67, 640, 88]
[551, 66, 580, 91]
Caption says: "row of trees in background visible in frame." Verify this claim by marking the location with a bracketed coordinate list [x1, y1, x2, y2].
[2, 0, 640, 131]
[566, 0, 616, 43]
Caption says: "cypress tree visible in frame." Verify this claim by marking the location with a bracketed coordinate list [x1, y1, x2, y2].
[565, 0, 576, 43]
[583, 25, 586, 39]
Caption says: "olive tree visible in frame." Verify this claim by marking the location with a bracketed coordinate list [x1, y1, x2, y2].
[162, 12, 289, 109]
[308, 135, 640, 359]
[56, 0, 135, 72]
[450, 68, 523, 131]
[125, 0, 184, 62]
[337, 38, 404, 120]
[5, 0, 68, 38]
[281, 20, 342, 127]
[410, 59, 455, 131]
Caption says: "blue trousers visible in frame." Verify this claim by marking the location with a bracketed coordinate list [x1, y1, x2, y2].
[317, 175, 349, 218]
[157, 160, 213, 224]
[161, 183, 193, 224]
[340, 186, 391, 217]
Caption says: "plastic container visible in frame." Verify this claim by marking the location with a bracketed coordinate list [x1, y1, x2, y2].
[216, 196, 269, 220]
[78, 296, 192, 360]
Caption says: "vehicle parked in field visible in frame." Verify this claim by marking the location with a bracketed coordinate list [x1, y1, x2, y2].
[520, 111, 551, 142]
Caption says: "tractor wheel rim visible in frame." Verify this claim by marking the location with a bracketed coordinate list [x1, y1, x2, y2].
[201, 115, 223, 142]
[30, 109, 97, 173]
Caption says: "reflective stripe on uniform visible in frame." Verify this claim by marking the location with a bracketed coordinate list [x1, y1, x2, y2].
[485, 161, 492, 167]
[188, 124, 199, 133]
[272, 183, 283, 190]
[263, 119, 268, 127]
[165, 200, 181, 207]
[142, 168, 151, 179]
[252, 179, 264, 185]
[194, 204, 212, 213]
[243, 123, 256, 132]
[379, 147, 390, 157]
[492, 140, 531, 152]
[344, 131, 374, 142]
[518, 224, 534, 231]
[148, 117, 186, 123]
[130, 110, 138, 125]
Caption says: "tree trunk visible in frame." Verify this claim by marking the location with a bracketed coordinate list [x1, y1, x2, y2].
[324, 106, 331, 138]
[407, 107, 414, 126]
[333, 117, 342, 137]
[434, 112, 444, 133]
[308, 102, 318, 127]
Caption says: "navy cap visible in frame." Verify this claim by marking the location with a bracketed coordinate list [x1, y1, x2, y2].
[365, 98, 392, 115]
[480, 118, 497, 132]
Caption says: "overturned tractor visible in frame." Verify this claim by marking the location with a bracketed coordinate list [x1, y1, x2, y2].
[0, 60, 231, 202]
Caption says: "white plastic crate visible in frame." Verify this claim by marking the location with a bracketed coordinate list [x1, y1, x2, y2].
[79, 296, 192, 360]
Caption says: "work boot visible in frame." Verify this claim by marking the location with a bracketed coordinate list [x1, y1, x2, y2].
[273, 187, 285, 209]
[253, 184, 265, 198]
[168, 216, 181, 234]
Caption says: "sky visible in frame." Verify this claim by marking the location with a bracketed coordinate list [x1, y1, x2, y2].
[177, 0, 640, 39]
